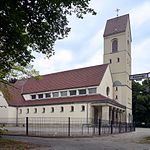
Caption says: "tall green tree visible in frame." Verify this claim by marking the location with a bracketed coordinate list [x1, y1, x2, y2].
[0, 0, 96, 78]
[132, 80, 150, 125]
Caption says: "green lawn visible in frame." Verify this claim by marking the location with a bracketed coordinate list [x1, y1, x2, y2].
[0, 138, 41, 149]
[139, 136, 150, 144]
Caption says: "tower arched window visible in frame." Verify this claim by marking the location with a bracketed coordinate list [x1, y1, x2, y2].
[112, 39, 118, 52]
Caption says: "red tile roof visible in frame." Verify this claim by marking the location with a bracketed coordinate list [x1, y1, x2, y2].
[1, 64, 125, 109]
[5, 81, 25, 106]
[21, 64, 108, 94]
[103, 14, 129, 37]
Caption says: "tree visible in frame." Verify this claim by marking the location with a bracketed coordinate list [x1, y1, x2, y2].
[4, 64, 39, 81]
[0, 0, 96, 78]
[132, 80, 150, 126]
[132, 81, 142, 122]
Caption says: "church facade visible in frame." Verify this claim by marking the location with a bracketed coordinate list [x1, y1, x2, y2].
[0, 14, 132, 123]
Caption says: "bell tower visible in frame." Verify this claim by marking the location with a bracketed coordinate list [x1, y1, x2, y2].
[103, 14, 132, 122]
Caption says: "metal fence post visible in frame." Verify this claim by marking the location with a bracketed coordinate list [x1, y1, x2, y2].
[125, 122, 127, 132]
[68, 117, 70, 136]
[129, 123, 131, 131]
[26, 117, 28, 136]
[93, 125, 95, 135]
[111, 120, 113, 134]
[98, 119, 101, 135]
[133, 122, 136, 131]
[119, 121, 121, 133]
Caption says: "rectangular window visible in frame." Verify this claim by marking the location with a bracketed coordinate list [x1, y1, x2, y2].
[69, 90, 77, 96]
[31, 95, 36, 99]
[51, 107, 54, 113]
[42, 107, 45, 113]
[79, 89, 86, 95]
[117, 58, 120, 62]
[60, 91, 67, 97]
[115, 95, 118, 100]
[110, 59, 112, 64]
[45, 93, 51, 98]
[26, 108, 29, 114]
[70, 106, 74, 112]
[34, 108, 37, 113]
[88, 88, 97, 94]
[19, 109, 22, 114]
[115, 87, 118, 91]
[52, 92, 59, 98]
[81, 105, 85, 112]
[60, 106, 64, 112]
[38, 94, 43, 99]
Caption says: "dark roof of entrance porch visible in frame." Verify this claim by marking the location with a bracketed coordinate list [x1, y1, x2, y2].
[91, 98, 126, 110]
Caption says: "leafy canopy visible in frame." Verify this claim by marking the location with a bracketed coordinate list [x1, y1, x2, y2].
[0, 0, 96, 78]
[132, 80, 150, 125]
[4, 64, 39, 81]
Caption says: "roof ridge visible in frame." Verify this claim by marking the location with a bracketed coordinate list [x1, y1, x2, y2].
[107, 14, 129, 21]
[36, 64, 108, 78]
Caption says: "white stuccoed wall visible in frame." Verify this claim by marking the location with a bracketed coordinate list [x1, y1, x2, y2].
[0, 91, 9, 119]
[7, 107, 17, 118]
[101, 106, 109, 120]
[18, 102, 93, 120]
[97, 66, 113, 99]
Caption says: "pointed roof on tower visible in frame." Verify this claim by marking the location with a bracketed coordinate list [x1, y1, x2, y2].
[103, 14, 129, 37]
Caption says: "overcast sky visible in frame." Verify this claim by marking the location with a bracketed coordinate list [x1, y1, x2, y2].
[32, 0, 150, 75]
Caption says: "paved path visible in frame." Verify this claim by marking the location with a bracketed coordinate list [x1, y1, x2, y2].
[3, 128, 150, 150]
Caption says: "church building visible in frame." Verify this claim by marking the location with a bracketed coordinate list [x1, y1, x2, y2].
[0, 14, 132, 123]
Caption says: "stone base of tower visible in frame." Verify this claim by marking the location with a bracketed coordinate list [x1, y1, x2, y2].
[126, 108, 133, 123]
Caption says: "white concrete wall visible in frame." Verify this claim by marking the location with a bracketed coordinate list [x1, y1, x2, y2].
[104, 51, 129, 75]
[18, 103, 91, 119]
[23, 94, 33, 100]
[0, 91, 9, 119]
[0, 91, 17, 122]
[101, 106, 109, 120]
[104, 32, 127, 54]
[7, 107, 16, 118]
[97, 66, 113, 99]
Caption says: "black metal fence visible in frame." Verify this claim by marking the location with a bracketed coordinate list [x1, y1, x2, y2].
[0, 117, 135, 137]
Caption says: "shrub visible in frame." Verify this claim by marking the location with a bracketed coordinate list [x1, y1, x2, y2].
[0, 127, 8, 137]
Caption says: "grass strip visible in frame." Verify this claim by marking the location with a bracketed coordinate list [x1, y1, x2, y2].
[0, 138, 41, 149]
